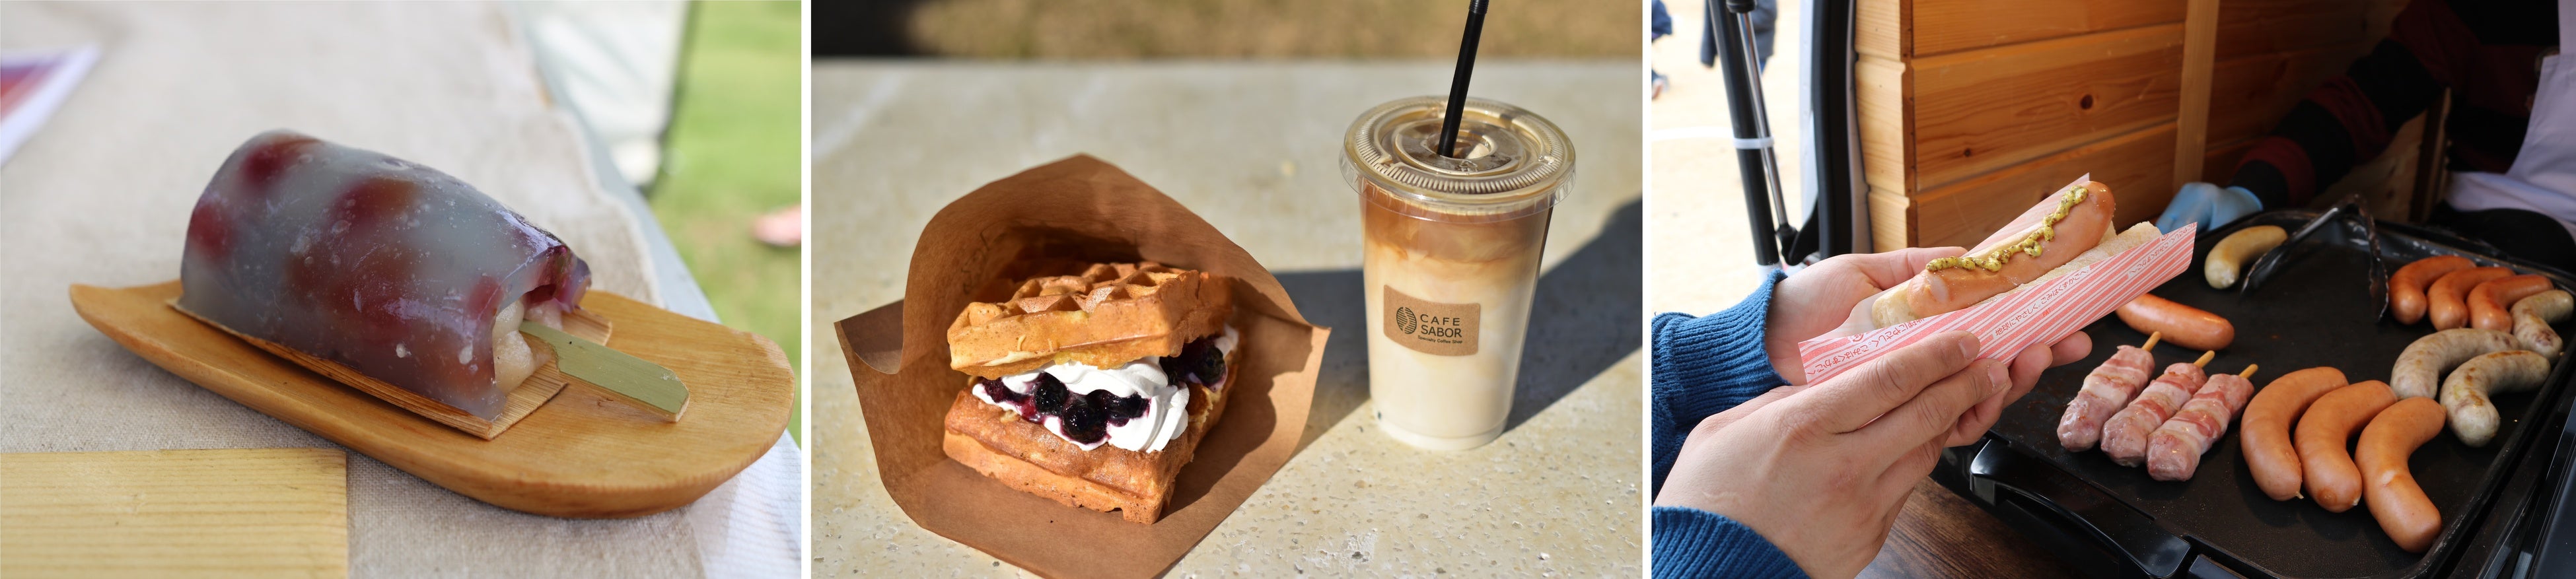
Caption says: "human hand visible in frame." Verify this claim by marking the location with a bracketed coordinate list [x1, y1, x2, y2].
[1763, 248, 2092, 445]
[2155, 182, 2262, 234]
[1656, 331, 2007, 579]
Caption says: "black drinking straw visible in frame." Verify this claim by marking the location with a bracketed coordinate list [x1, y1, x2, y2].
[1437, 0, 1489, 158]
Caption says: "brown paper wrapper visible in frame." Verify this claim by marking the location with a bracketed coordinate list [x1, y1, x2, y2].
[836, 155, 1330, 579]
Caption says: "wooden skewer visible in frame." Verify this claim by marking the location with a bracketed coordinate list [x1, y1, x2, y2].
[521, 322, 689, 421]
[2237, 364, 2260, 382]
[2192, 350, 2216, 367]
[2141, 331, 2163, 351]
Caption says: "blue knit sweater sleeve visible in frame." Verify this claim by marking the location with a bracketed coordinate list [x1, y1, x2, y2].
[1651, 273, 1790, 494]
[1649, 273, 1807, 579]
[1653, 507, 1808, 579]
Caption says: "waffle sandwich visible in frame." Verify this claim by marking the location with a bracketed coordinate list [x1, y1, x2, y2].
[941, 261, 1239, 523]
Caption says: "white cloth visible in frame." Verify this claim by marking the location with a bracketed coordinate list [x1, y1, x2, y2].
[509, 1, 686, 188]
[2443, 0, 2576, 240]
[0, 3, 800, 577]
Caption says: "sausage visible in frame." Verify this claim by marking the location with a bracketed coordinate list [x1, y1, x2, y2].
[2439, 350, 2550, 447]
[2390, 255, 2475, 325]
[1873, 181, 2116, 327]
[2115, 294, 2235, 351]
[2239, 366, 2349, 500]
[2205, 225, 2287, 289]
[2299, 381, 2397, 512]
[2467, 275, 2552, 332]
[2513, 290, 2572, 358]
[2102, 362, 2211, 467]
[2357, 397, 2447, 553]
[2428, 267, 2515, 330]
[2058, 345, 2158, 452]
[2391, 328, 2519, 399]
[2146, 368, 2256, 481]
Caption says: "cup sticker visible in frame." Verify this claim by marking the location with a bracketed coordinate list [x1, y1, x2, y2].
[1382, 286, 1479, 356]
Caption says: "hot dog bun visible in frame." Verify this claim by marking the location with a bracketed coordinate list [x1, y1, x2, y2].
[1873, 180, 2118, 327]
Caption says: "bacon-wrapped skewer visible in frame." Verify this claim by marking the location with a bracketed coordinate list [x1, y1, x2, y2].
[2057, 333, 2162, 452]
[2145, 364, 2260, 481]
[2100, 351, 2215, 466]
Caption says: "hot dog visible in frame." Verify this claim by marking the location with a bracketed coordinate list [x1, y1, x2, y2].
[2298, 380, 2397, 512]
[2240, 367, 2349, 500]
[2467, 275, 2552, 332]
[2513, 290, 2572, 358]
[2392, 328, 2519, 399]
[2439, 350, 2550, 447]
[2115, 294, 2235, 351]
[2058, 342, 2158, 452]
[2429, 267, 2515, 330]
[2102, 356, 2212, 467]
[2146, 365, 2257, 481]
[2357, 397, 2446, 553]
[1871, 181, 2117, 327]
[2390, 255, 2474, 325]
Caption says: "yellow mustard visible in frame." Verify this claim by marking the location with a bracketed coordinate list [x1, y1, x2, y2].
[1925, 185, 2088, 273]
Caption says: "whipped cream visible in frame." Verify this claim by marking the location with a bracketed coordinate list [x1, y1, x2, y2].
[972, 358, 1189, 452]
[968, 327, 1238, 452]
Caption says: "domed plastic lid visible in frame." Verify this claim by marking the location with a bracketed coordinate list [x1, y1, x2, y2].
[1342, 96, 1574, 219]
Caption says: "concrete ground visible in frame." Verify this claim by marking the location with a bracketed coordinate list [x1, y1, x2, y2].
[1648, 0, 1811, 316]
[832, 0, 1636, 58]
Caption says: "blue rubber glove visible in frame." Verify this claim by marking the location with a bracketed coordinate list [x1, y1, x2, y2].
[2155, 182, 2262, 233]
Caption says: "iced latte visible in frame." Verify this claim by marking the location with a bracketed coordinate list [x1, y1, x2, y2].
[1343, 96, 1572, 450]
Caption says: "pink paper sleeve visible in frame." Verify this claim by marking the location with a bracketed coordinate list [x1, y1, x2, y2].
[1797, 224, 2198, 384]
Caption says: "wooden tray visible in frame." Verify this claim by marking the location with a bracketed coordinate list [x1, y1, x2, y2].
[174, 300, 613, 440]
[69, 281, 794, 518]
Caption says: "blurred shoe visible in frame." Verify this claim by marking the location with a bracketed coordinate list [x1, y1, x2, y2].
[752, 204, 801, 248]
[1652, 71, 1668, 100]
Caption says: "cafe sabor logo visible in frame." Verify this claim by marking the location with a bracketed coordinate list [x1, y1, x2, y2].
[1397, 306, 1419, 334]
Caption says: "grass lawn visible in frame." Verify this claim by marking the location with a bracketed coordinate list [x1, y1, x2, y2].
[652, 0, 804, 444]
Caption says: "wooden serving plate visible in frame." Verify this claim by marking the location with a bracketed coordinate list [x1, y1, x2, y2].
[69, 281, 794, 518]
[173, 301, 614, 440]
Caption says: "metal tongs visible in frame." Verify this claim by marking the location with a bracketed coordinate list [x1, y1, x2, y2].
[2238, 192, 2389, 317]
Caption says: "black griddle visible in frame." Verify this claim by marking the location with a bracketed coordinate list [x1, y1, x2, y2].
[1931, 211, 2576, 579]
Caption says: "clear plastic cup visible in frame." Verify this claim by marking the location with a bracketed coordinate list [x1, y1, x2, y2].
[1343, 96, 1573, 450]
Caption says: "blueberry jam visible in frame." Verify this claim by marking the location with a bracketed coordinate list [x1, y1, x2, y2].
[984, 372, 1154, 446]
[1160, 335, 1229, 388]
[976, 377, 1039, 421]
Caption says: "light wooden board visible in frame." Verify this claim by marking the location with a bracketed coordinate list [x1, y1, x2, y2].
[1908, 123, 2176, 249]
[1869, 0, 2397, 60]
[2213, 0, 2403, 60]
[1910, 23, 2184, 190]
[1855, 0, 2410, 248]
[2320, 108, 2427, 218]
[2201, 137, 2260, 184]
[1, 448, 348, 578]
[1857, 54, 1913, 193]
[1868, 184, 1917, 251]
[2205, 41, 2378, 147]
[2173, 0, 2221, 189]
[1855, 0, 1908, 59]
[172, 303, 612, 440]
[1912, 0, 2183, 58]
[69, 281, 794, 518]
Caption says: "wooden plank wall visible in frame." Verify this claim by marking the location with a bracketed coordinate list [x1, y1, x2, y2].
[1859, 0, 2407, 250]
